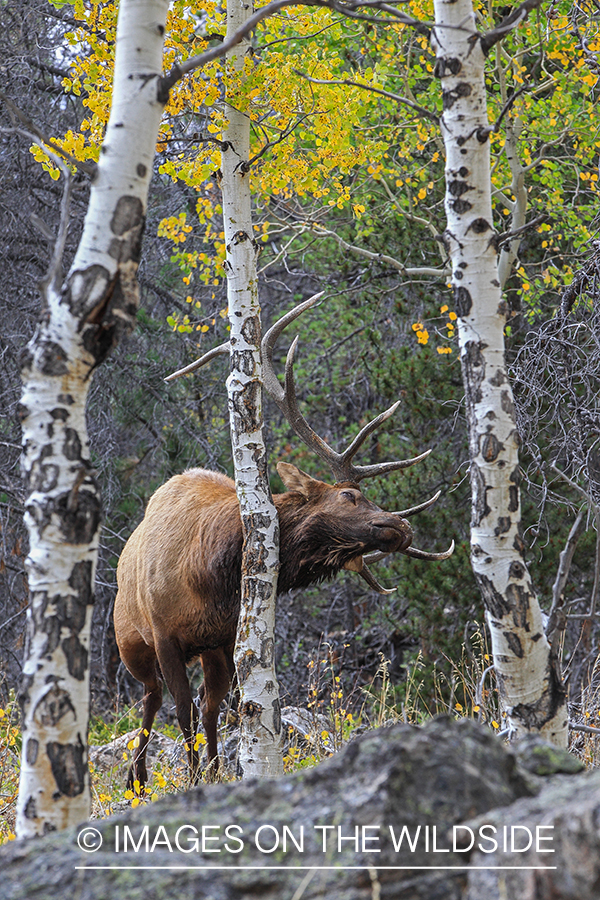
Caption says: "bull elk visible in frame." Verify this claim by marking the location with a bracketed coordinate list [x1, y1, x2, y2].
[114, 296, 453, 790]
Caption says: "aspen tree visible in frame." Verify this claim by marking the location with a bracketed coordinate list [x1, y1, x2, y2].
[431, 0, 567, 745]
[16, 0, 170, 836]
[221, 0, 284, 778]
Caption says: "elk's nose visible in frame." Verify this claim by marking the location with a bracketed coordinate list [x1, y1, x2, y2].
[372, 518, 413, 552]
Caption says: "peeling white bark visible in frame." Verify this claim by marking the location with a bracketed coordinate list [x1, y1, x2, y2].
[17, 0, 169, 837]
[222, 0, 283, 777]
[431, 0, 567, 745]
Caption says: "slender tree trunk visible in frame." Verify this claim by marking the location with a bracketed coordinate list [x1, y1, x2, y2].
[222, 0, 283, 777]
[431, 0, 568, 745]
[16, 0, 168, 837]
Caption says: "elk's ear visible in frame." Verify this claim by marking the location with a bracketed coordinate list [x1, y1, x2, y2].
[277, 462, 320, 498]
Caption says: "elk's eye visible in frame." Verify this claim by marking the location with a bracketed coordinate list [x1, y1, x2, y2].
[341, 491, 357, 504]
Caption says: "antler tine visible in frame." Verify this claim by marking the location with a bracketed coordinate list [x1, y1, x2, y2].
[405, 540, 455, 561]
[282, 337, 342, 467]
[263, 291, 355, 481]
[262, 290, 432, 484]
[350, 448, 432, 482]
[165, 342, 230, 382]
[261, 292, 324, 406]
[357, 563, 397, 595]
[394, 490, 441, 518]
[364, 537, 455, 566]
[340, 402, 401, 464]
[339, 402, 432, 483]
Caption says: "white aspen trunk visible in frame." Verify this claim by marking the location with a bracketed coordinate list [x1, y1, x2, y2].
[495, 49, 527, 290]
[16, 0, 168, 837]
[222, 0, 284, 777]
[431, 0, 568, 745]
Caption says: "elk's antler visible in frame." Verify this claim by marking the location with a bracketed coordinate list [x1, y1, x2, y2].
[262, 293, 431, 485]
[364, 540, 456, 566]
[165, 343, 231, 382]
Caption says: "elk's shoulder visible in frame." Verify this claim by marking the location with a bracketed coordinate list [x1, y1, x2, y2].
[142, 468, 237, 516]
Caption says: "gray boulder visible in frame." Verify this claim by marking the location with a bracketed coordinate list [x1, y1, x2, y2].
[0, 716, 592, 900]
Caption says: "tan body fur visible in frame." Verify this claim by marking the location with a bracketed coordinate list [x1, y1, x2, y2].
[114, 464, 413, 787]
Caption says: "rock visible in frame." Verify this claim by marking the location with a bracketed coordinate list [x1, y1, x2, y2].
[512, 733, 585, 777]
[464, 770, 600, 900]
[89, 729, 186, 779]
[4, 717, 598, 900]
[0, 716, 540, 900]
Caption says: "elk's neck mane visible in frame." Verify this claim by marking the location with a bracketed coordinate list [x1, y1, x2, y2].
[199, 484, 360, 602]
[274, 491, 360, 593]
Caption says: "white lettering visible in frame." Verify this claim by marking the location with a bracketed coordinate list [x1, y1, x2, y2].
[150, 825, 173, 853]
[477, 825, 498, 854]
[453, 825, 475, 853]
[122, 825, 149, 853]
[511, 826, 533, 853]
[362, 826, 380, 853]
[314, 825, 335, 851]
[175, 825, 199, 853]
[338, 826, 359, 853]
[536, 826, 554, 853]
[201, 825, 221, 853]
[224, 825, 244, 853]
[282, 825, 304, 853]
[255, 825, 280, 853]
[389, 825, 421, 853]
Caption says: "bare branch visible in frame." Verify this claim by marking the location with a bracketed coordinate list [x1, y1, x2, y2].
[1, 123, 75, 302]
[496, 214, 547, 247]
[246, 114, 313, 170]
[570, 722, 600, 735]
[490, 83, 531, 133]
[299, 222, 449, 277]
[551, 508, 586, 614]
[546, 508, 585, 648]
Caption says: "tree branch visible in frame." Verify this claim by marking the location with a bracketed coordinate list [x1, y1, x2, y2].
[545, 507, 585, 649]
[296, 73, 439, 123]
[0, 92, 97, 177]
[570, 722, 600, 735]
[0, 124, 74, 303]
[301, 222, 448, 276]
[480, 0, 545, 55]
[159, 0, 430, 95]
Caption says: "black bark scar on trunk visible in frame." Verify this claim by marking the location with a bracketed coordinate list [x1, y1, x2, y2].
[46, 737, 86, 797]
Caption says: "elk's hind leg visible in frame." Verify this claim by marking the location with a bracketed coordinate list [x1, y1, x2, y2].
[121, 643, 164, 792]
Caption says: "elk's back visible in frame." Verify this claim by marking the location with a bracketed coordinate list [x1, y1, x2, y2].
[114, 468, 243, 657]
